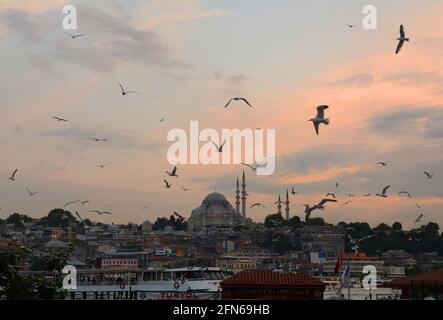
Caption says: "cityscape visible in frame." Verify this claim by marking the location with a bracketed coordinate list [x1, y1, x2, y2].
[1, 0, 443, 304]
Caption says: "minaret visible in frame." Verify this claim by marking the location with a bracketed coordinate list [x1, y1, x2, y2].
[235, 178, 240, 213]
[277, 194, 282, 216]
[241, 171, 246, 220]
[285, 189, 290, 220]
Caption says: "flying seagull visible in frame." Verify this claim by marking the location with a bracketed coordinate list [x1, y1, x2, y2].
[291, 187, 298, 195]
[181, 186, 192, 192]
[326, 193, 336, 199]
[241, 160, 267, 172]
[90, 138, 107, 142]
[52, 117, 68, 122]
[376, 185, 391, 198]
[336, 182, 339, 189]
[250, 203, 266, 209]
[76, 200, 90, 205]
[141, 206, 149, 211]
[166, 166, 178, 177]
[309, 105, 330, 135]
[63, 201, 77, 208]
[6, 169, 18, 181]
[303, 198, 338, 221]
[399, 191, 412, 198]
[415, 213, 424, 223]
[377, 162, 389, 167]
[212, 139, 227, 153]
[415, 202, 421, 209]
[159, 118, 165, 123]
[64, 31, 84, 39]
[347, 193, 355, 198]
[163, 179, 172, 188]
[75, 211, 83, 221]
[25, 188, 38, 196]
[424, 171, 434, 179]
[117, 81, 140, 96]
[224, 97, 253, 108]
[90, 210, 112, 215]
[342, 200, 353, 207]
[364, 193, 372, 197]
[96, 163, 111, 169]
[395, 25, 409, 54]
[345, 24, 357, 28]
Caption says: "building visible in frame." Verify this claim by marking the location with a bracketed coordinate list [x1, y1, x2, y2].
[187, 192, 243, 234]
[216, 256, 258, 273]
[385, 268, 443, 300]
[322, 252, 384, 276]
[221, 270, 326, 300]
[299, 226, 345, 259]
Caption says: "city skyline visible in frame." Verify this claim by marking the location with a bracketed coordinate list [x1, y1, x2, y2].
[1, 0, 443, 228]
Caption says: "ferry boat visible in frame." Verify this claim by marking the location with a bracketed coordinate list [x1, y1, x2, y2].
[67, 267, 232, 300]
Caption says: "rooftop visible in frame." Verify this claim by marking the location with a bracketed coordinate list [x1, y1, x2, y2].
[385, 268, 443, 288]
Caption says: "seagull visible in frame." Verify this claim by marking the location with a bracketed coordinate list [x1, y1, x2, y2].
[348, 235, 375, 245]
[224, 97, 253, 108]
[52, 116, 68, 122]
[25, 188, 38, 196]
[395, 25, 409, 54]
[415, 214, 424, 223]
[212, 139, 227, 153]
[116, 81, 140, 96]
[326, 193, 336, 199]
[159, 118, 165, 123]
[291, 187, 298, 195]
[364, 193, 372, 197]
[75, 211, 83, 221]
[376, 185, 391, 198]
[163, 179, 172, 188]
[166, 166, 178, 177]
[347, 194, 355, 198]
[141, 206, 149, 211]
[399, 191, 412, 198]
[90, 210, 112, 215]
[345, 24, 357, 28]
[336, 182, 339, 189]
[342, 200, 353, 207]
[424, 171, 434, 179]
[96, 163, 111, 169]
[90, 138, 107, 142]
[241, 160, 267, 172]
[309, 105, 330, 135]
[377, 162, 389, 167]
[6, 169, 18, 181]
[76, 200, 90, 205]
[63, 201, 77, 208]
[181, 186, 193, 191]
[415, 203, 421, 209]
[303, 198, 338, 221]
[64, 31, 84, 39]
[250, 203, 266, 209]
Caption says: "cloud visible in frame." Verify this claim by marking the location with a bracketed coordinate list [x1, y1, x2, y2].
[325, 73, 374, 87]
[0, 5, 189, 73]
[382, 71, 443, 87]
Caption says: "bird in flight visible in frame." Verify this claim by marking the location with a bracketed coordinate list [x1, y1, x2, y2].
[166, 166, 178, 177]
[141, 206, 149, 211]
[6, 169, 18, 181]
[163, 179, 172, 188]
[159, 118, 165, 123]
[224, 97, 253, 108]
[424, 171, 434, 179]
[25, 188, 38, 196]
[336, 182, 339, 189]
[364, 193, 372, 197]
[326, 193, 336, 199]
[76, 200, 90, 205]
[395, 25, 409, 54]
[342, 200, 353, 207]
[181, 186, 193, 192]
[250, 203, 266, 209]
[75, 211, 83, 221]
[90, 210, 112, 215]
[96, 163, 111, 169]
[399, 191, 412, 198]
[309, 105, 330, 135]
[52, 116, 68, 122]
[347, 193, 355, 198]
[291, 187, 298, 195]
[212, 139, 227, 153]
[303, 198, 338, 221]
[241, 160, 267, 172]
[415, 213, 424, 223]
[117, 81, 140, 96]
[345, 24, 357, 28]
[377, 162, 389, 167]
[64, 31, 84, 39]
[415, 203, 421, 209]
[90, 138, 107, 142]
[63, 201, 77, 208]
[376, 185, 391, 198]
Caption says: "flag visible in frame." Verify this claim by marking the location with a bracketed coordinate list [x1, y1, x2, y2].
[334, 256, 341, 274]
[340, 259, 351, 287]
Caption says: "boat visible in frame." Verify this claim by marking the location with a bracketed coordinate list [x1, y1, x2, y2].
[66, 267, 232, 300]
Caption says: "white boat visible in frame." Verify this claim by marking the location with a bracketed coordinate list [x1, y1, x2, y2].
[67, 267, 231, 300]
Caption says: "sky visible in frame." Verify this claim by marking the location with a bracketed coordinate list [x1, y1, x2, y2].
[1, 0, 443, 229]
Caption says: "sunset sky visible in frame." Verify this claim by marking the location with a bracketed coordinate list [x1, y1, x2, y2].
[1, 0, 443, 228]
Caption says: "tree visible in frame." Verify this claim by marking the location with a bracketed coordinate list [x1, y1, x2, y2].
[305, 217, 326, 226]
[287, 216, 302, 229]
[264, 214, 285, 228]
[392, 222, 403, 231]
[40, 209, 76, 228]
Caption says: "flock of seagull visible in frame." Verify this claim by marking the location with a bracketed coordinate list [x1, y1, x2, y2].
[1, 20, 434, 232]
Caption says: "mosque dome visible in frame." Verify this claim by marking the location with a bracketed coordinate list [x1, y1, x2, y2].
[202, 192, 228, 204]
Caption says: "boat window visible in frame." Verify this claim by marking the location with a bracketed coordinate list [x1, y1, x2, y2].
[163, 272, 172, 281]
[204, 271, 215, 280]
[191, 271, 203, 279]
[143, 272, 153, 281]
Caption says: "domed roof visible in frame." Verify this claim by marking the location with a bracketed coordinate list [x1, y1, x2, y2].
[45, 239, 68, 249]
[203, 192, 228, 203]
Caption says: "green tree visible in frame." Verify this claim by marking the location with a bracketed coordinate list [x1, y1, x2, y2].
[264, 214, 285, 228]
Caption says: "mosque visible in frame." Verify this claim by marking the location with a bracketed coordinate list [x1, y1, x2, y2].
[187, 171, 292, 234]
[187, 172, 248, 234]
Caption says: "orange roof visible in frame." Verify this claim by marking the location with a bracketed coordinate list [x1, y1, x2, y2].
[386, 269, 443, 287]
[221, 270, 325, 289]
